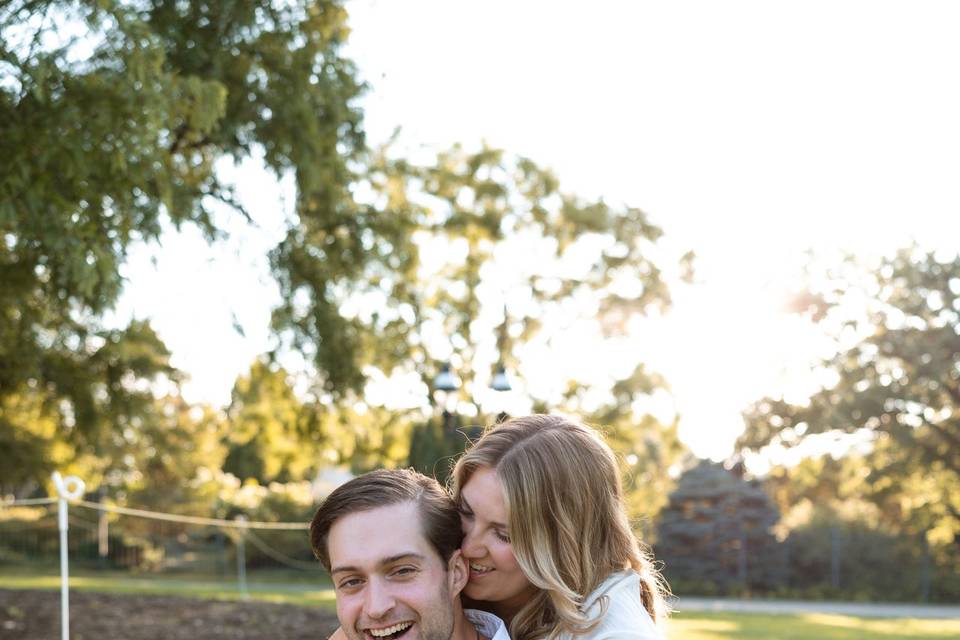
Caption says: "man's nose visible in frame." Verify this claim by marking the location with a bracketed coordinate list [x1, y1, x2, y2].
[364, 579, 396, 619]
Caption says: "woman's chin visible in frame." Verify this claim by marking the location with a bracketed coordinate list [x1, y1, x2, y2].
[463, 582, 481, 598]
[464, 581, 494, 602]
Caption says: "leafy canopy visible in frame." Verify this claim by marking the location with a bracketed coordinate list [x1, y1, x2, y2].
[1, 1, 689, 501]
[1, 0, 363, 488]
[739, 247, 960, 545]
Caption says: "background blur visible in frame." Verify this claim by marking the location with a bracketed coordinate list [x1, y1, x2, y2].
[1, 0, 958, 607]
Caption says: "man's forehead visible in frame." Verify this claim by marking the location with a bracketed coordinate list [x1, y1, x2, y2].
[328, 501, 440, 568]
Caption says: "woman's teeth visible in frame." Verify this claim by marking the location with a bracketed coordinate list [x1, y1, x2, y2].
[470, 563, 493, 574]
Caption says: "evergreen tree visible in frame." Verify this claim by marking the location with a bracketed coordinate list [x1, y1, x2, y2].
[655, 460, 784, 595]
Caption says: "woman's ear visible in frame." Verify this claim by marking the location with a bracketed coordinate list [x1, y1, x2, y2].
[447, 549, 469, 596]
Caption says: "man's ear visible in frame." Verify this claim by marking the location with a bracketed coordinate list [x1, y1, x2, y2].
[447, 549, 469, 597]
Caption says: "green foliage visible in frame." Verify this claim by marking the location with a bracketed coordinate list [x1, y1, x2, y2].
[0, 389, 75, 493]
[1, 0, 363, 490]
[739, 248, 960, 546]
[783, 512, 929, 602]
[764, 455, 960, 602]
[655, 461, 784, 595]
[0, 320, 179, 493]
[273, 142, 683, 406]
[1, 0, 685, 506]
[407, 414, 473, 485]
[119, 399, 228, 513]
[224, 360, 308, 484]
[587, 364, 687, 530]
[187, 472, 318, 571]
[301, 400, 413, 473]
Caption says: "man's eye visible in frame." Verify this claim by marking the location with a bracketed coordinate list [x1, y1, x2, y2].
[393, 566, 418, 577]
[337, 578, 363, 589]
[458, 506, 473, 518]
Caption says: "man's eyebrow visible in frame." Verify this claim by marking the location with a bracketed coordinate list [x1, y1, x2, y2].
[381, 552, 426, 566]
[330, 564, 359, 576]
[330, 552, 426, 575]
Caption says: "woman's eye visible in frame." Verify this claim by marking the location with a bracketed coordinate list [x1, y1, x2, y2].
[494, 530, 511, 543]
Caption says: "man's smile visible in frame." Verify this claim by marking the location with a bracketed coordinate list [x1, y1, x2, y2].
[364, 620, 414, 639]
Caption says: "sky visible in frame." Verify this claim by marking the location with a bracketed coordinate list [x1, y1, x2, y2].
[116, 0, 960, 461]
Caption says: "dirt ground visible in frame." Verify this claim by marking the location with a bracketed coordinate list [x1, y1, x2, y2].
[0, 589, 340, 640]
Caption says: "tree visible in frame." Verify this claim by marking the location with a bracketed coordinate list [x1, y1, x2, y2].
[223, 359, 309, 484]
[0, 0, 365, 460]
[586, 364, 687, 530]
[655, 460, 783, 595]
[279, 143, 691, 480]
[407, 414, 473, 484]
[0, 320, 178, 494]
[115, 396, 228, 513]
[761, 454, 955, 601]
[297, 391, 414, 475]
[274, 142, 691, 405]
[738, 248, 960, 546]
[2, 1, 688, 496]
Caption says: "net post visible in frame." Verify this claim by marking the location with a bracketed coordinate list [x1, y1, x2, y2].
[52, 472, 85, 640]
[235, 515, 249, 600]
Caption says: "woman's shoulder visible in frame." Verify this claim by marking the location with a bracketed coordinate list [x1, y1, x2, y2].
[579, 570, 661, 640]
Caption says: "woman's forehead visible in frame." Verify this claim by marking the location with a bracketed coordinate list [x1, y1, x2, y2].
[461, 466, 509, 522]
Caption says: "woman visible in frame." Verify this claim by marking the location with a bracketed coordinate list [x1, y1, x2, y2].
[452, 414, 668, 639]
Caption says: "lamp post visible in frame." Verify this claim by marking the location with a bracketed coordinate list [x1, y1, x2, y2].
[432, 363, 460, 433]
[428, 304, 516, 439]
[490, 303, 513, 420]
[490, 365, 511, 392]
[490, 364, 512, 423]
[431, 360, 514, 437]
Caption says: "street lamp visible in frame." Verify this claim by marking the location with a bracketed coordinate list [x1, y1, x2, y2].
[431, 305, 516, 431]
[433, 363, 460, 393]
[432, 363, 460, 432]
[489, 364, 512, 424]
[432, 360, 514, 434]
[490, 364, 512, 392]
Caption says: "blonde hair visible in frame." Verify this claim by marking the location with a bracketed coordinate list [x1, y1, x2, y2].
[452, 414, 669, 640]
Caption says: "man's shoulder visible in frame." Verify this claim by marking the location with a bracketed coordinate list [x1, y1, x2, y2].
[464, 608, 511, 640]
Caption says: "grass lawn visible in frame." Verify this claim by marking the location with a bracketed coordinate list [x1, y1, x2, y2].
[666, 611, 960, 640]
[0, 569, 336, 608]
[2, 572, 958, 639]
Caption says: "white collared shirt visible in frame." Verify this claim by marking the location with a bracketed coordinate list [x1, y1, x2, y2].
[571, 570, 661, 639]
[464, 608, 511, 640]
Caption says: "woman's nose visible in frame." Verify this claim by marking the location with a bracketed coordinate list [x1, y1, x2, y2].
[461, 524, 485, 558]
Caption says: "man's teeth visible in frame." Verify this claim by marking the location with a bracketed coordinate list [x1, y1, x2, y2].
[368, 622, 412, 637]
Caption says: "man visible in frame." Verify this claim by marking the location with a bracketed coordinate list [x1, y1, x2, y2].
[310, 468, 509, 640]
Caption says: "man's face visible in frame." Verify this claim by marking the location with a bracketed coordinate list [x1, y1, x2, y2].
[328, 501, 464, 640]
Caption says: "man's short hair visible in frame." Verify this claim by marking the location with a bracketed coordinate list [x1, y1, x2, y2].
[310, 468, 463, 571]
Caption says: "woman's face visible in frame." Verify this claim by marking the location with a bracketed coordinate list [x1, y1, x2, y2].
[458, 465, 535, 616]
